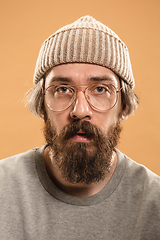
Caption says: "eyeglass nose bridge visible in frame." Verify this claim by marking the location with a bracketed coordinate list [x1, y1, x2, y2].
[74, 85, 88, 93]
[73, 85, 92, 102]
[71, 86, 90, 107]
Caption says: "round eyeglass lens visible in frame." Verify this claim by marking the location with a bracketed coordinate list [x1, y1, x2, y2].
[85, 84, 118, 111]
[45, 85, 75, 112]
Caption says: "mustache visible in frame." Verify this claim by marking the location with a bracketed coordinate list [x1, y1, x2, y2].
[59, 120, 103, 141]
[44, 116, 122, 151]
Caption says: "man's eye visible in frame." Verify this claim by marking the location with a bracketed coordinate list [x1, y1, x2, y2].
[57, 86, 70, 93]
[95, 86, 106, 93]
[92, 85, 109, 94]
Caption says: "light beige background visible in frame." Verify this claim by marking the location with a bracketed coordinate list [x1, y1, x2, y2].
[0, 0, 160, 175]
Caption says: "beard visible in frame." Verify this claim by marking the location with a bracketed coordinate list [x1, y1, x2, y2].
[43, 117, 122, 185]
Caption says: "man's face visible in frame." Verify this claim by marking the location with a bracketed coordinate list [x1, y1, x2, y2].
[43, 63, 123, 184]
[44, 63, 122, 135]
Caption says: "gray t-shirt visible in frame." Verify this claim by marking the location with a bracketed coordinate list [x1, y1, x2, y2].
[0, 146, 160, 239]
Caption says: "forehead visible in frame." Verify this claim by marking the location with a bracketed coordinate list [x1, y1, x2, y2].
[45, 63, 120, 87]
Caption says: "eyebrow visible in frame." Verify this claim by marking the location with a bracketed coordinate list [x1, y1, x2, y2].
[89, 76, 115, 82]
[49, 76, 72, 83]
[48, 75, 115, 84]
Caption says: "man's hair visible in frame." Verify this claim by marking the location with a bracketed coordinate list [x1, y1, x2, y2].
[25, 76, 139, 118]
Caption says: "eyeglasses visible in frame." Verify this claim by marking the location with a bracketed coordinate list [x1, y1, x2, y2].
[43, 83, 122, 112]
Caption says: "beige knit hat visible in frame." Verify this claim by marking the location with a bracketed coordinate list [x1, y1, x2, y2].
[33, 16, 135, 89]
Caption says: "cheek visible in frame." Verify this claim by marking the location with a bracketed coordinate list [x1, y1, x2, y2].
[95, 93, 122, 129]
[96, 116, 113, 132]
[94, 109, 121, 132]
[47, 110, 71, 134]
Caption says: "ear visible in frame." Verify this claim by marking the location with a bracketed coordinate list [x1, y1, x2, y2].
[119, 110, 128, 121]
[40, 103, 48, 122]
[40, 106, 45, 119]
[40, 111, 45, 119]
[121, 114, 128, 121]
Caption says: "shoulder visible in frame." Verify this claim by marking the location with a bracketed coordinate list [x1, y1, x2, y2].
[116, 149, 160, 199]
[0, 148, 35, 170]
[0, 146, 45, 180]
[116, 149, 160, 183]
[116, 150, 160, 237]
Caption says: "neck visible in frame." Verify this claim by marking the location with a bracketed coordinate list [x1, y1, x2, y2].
[43, 146, 118, 197]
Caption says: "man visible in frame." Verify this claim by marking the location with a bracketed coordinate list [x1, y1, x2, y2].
[0, 16, 160, 239]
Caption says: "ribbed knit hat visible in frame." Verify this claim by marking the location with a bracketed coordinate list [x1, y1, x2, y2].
[33, 16, 135, 89]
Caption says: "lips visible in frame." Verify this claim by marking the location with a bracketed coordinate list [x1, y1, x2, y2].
[71, 130, 92, 143]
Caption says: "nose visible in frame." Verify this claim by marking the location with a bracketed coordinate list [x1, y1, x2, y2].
[70, 91, 93, 120]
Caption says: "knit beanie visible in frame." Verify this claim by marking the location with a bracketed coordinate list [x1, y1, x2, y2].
[33, 15, 135, 89]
